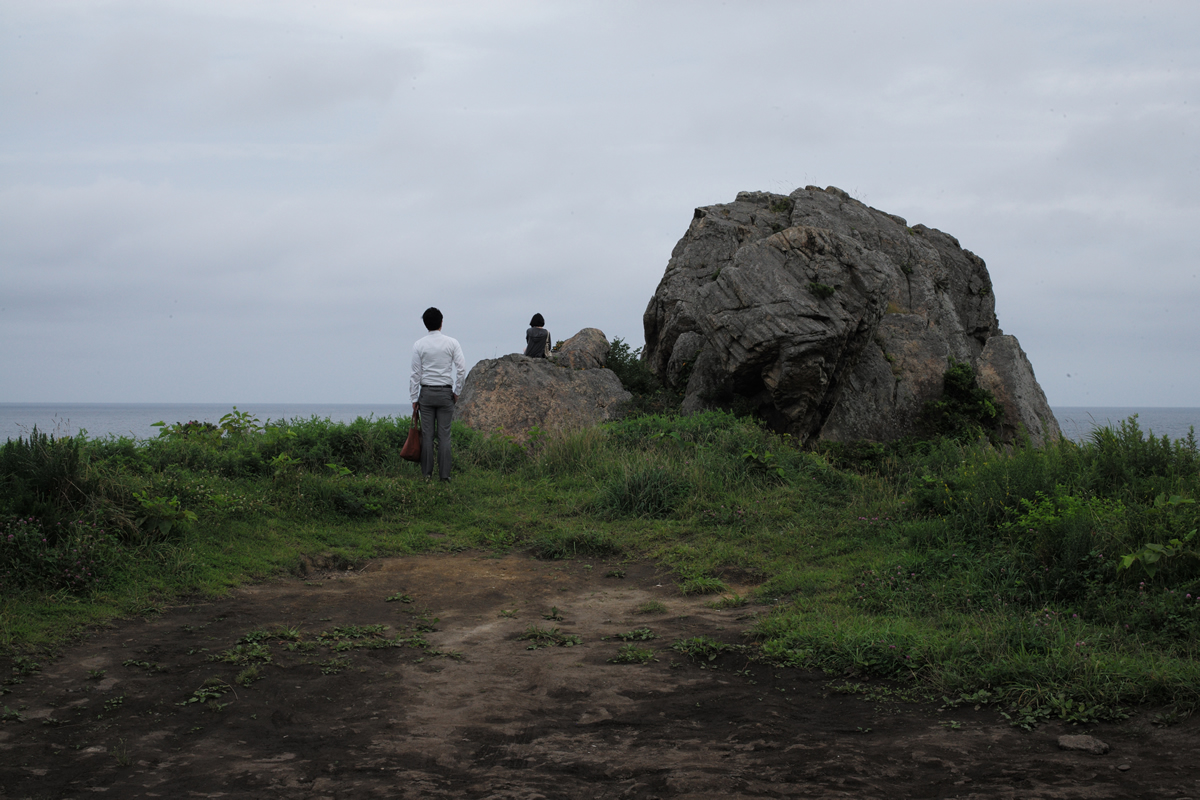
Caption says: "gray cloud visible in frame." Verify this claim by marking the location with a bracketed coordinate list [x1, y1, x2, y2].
[1, 0, 1198, 405]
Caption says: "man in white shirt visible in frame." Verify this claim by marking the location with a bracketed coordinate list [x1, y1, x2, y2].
[409, 307, 468, 481]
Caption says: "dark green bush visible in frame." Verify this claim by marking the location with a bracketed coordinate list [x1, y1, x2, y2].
[920, 360, 1003, 440]
[607, 337, 660, 396]
[0, 517, 123, 595]
[0, 430, 89, 525]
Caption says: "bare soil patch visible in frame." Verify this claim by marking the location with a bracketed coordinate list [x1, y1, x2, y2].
[2, 553, 1198, 799]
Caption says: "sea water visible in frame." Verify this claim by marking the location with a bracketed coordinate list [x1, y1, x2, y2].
[1053, 407, 1199, 444]
[0, 403, 412, 443]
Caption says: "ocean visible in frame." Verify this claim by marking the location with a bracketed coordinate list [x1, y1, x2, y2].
[0, 403, 1196, 445]
[0, 403, 413, 443]
[1053, 407, 1199, 444]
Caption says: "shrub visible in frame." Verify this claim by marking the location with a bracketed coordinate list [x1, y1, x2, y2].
[0, 429, 89, 523]
[607, 337, 660, 397]
[0, 517, 123, 595]
[920, 360, 1003, 440]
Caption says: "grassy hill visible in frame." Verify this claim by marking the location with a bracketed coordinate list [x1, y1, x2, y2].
[3, 406, 1199, 726]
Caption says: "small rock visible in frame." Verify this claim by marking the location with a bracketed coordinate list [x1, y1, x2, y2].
[1057, 734, 1110, 755]
[550, 327, 610, 370]
[1117, 763, 1132, 771]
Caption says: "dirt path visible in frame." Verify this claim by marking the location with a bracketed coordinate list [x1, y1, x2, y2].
[2, 552, 1198, 799]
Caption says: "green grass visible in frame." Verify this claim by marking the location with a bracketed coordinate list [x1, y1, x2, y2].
[3, 409, 1200, 724]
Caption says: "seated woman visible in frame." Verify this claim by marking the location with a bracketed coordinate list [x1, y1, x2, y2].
[524, 314, 550, 358]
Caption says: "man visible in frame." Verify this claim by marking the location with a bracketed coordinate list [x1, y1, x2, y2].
[409, 307, 467, 481]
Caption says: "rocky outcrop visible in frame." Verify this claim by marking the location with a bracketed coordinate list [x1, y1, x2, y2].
[550, 328, 610, 370]
[455, 330, 631, 440]
[643, 186, 1060, 444]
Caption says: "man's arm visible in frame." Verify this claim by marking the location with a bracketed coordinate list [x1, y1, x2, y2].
[451, 340, 467, 403]
[410, 344, 423, 413]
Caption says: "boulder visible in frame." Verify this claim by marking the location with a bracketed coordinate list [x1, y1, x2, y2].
[551, 327, 610, 370]
[455, 331, 631, 440]
[643, 186, 1061, 444]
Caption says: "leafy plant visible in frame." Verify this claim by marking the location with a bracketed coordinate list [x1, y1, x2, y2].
[218, 407, 263, 438]
[743, 447, 786, 482]
[210, 642, 272, 665]
[920, 360, 1003, 440]
[1120, 495, 1198, 578]
[178, 678, 230, 706]
[519, 625, 581, 649]
[607, 337, 661, 397]
[132, 492, 197, 540]
[610, 644, 655, 664]
[671, 635, 740, 664]
[614, 627, 656, 641]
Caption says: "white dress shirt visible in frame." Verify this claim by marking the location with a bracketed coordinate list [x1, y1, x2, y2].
[410, 330, 467, 402]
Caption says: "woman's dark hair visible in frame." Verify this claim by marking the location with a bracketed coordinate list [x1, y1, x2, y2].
[530, 313, 545, 327]
[422, 307, 443, 331]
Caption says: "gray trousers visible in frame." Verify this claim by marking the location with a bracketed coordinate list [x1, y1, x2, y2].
[418, 386, 454, 480]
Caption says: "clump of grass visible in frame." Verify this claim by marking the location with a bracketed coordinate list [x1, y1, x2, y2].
[235, 665, 262, 686]
[532, 529, 620, 560]
[178, 677, 230, 707]
[614, 627, 656, 641]
[633, 601, 668, 615]
[678, 577, 728, 596]
[519, 625, 582, 649]
[595, 464, 691, 518]
[671, 635, 742, 664]
[610, 644, 655, 664]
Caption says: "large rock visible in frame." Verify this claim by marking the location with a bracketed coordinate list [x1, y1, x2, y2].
[455, 332, 631, 440]
[643, 186, 1060, 444]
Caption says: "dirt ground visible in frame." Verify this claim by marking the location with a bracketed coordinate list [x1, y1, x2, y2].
[2, 552, 1199, 799]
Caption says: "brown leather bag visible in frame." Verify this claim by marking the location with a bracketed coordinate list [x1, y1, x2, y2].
[400, 413, 422, 463]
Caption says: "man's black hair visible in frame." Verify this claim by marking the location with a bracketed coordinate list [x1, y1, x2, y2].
[530, 313, 544, 327]
[422, 307, 443, 331]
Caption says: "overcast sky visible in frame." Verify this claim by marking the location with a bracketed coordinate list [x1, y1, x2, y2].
[2, 0, 1197, 407]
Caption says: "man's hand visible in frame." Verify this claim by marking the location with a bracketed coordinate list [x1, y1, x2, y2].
[412, 402, 419, 414]
[452, 393, 458, 404]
